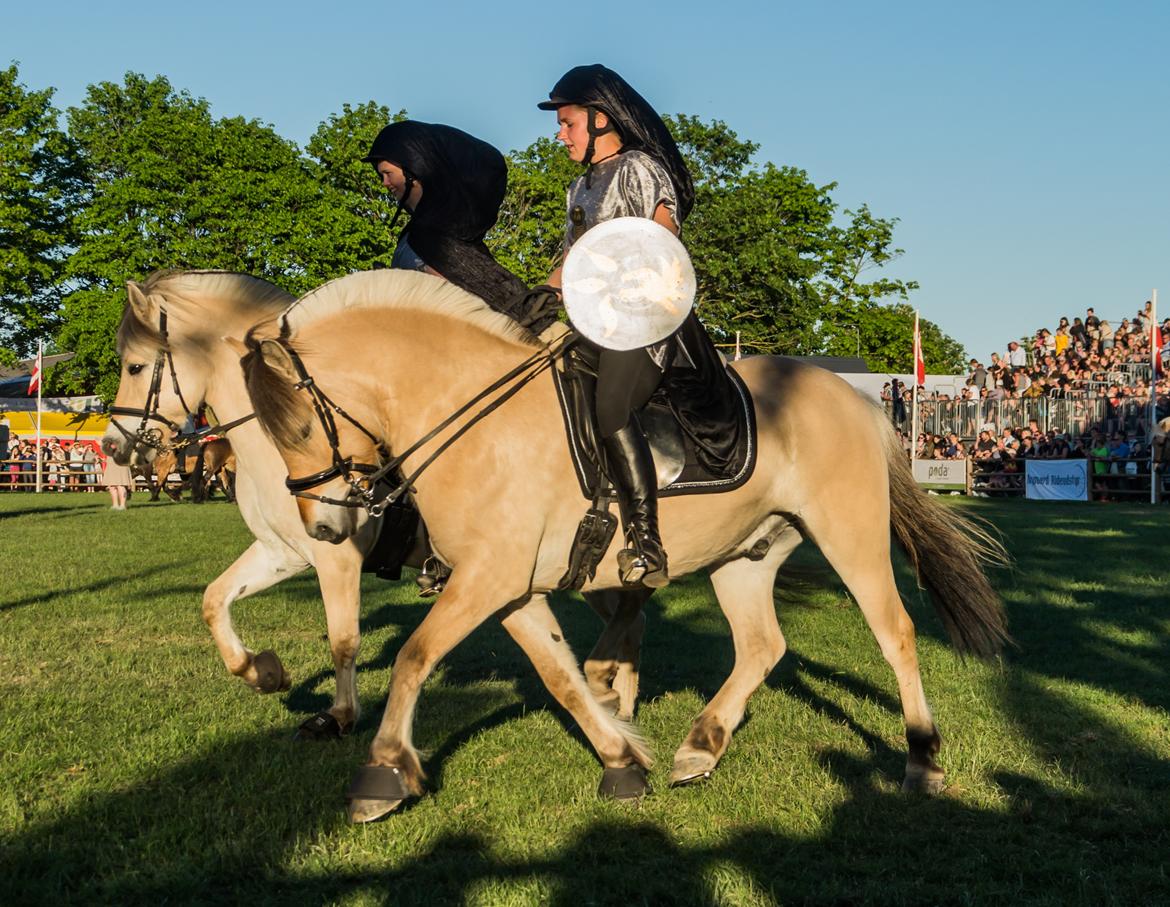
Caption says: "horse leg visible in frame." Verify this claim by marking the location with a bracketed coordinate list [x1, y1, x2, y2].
[497, 594, 653, 797]
[295, 545, 363, 739]
[813, 518, 944, 794]
[582, 588, 650, 719]
[202, 540, 308, 694]
[670, 532, 800, 786]
[349, 565, 519, 822]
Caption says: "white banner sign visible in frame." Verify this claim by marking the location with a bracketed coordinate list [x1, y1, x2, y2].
[1025, 459, 1089, 501]
[912, 459, 967, 491]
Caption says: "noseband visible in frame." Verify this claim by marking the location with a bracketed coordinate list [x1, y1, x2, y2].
[278, 335, 570, 517]
[108, 307, 255, 453]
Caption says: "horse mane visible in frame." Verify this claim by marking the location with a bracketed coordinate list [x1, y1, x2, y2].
[263, 269, 538, 348]
[240, 343, 314, 453]
[117, 270, 296, 352]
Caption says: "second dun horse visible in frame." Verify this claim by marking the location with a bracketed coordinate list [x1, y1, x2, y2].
[239, 269, 1010, 823]
[101, 270, 649, 741]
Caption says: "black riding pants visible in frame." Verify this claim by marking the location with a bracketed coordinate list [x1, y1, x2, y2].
[595, 347, 665, 439]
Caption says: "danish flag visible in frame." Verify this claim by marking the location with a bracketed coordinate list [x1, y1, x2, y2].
[27, 344, 43, 395]
[913, 312, 926, 386]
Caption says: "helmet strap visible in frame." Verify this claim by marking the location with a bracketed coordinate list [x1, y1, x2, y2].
[584, 108, 615, 189]
[387, 171, 417, 232]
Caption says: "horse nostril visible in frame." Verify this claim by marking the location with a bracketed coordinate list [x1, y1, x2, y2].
[101, 438, 119, 455]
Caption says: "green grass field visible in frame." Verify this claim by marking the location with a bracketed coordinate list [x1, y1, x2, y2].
[1, 492, 1167, 906]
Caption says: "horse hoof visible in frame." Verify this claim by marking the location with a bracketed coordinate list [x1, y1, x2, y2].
[293, 711, 351, 741]
[669, 755, 715, 787]
[253, 650, 289, 694]
[347, 797, 407, 824]
[598, 764, 650, 800]
[345, 765, 418, 823]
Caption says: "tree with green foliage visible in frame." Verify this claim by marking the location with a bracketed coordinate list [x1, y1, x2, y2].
[54, 75, 407, 398]
[0, 64, 81, 361]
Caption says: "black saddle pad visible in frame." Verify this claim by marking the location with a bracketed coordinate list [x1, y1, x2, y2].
[552, 348, 757, 500]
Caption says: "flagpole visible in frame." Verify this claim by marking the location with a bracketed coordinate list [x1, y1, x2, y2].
[1150, 289, 1158, 504]
[910, 311, 920, 461]
[34, 339, 43, 494]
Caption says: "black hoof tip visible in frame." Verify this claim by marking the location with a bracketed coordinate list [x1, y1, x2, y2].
[598, 764, 651, 801]
[293, 711, 350, 741]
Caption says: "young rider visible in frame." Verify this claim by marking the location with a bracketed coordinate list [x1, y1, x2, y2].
[538, 64, 700, 589]
[361, 120, 532, 319]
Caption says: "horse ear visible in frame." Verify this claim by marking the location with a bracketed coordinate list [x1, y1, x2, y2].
[258, 339, 299, 383]
[126, 281, 153, 318]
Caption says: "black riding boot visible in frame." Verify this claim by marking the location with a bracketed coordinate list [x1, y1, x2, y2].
[603, 417, 668, 588]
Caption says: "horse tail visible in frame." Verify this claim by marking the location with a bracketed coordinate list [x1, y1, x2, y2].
[879, 415, 1012, 659]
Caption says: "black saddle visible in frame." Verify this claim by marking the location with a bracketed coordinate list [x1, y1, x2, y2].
[552, 323, 757, 501]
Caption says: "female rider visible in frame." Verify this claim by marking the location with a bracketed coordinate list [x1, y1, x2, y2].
[539, 64, 701, 589]
[361, 120, 533, 319]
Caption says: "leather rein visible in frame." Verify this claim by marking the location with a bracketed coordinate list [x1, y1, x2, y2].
[107, 307, 256, 453]
[280, 334, 574, 517]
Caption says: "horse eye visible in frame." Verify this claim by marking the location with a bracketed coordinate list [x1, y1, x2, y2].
[127, 363, 145, 376]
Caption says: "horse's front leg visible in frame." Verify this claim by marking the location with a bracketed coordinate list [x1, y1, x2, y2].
[348, 562, 520, 823]
[294, 543, 364, 740]
[202, 540, 308, 694]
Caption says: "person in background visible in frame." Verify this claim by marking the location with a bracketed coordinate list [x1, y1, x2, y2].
[102, 451, 133, 510]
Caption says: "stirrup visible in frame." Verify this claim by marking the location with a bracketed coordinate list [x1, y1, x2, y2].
[616, 526, 668, 589]
[415, 556, 450, 598]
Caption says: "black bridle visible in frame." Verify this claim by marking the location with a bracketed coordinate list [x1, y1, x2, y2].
[280, 335, 571, 517]
[108, 307, 255, 454]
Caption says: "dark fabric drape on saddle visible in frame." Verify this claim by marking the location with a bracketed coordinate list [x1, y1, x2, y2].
[661, 314, 741, 475]
[363, 121, 527, 316]
[539, 64, 695, 222]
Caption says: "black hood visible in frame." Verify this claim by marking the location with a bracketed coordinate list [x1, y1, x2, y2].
[538, 64, 694, 222]
[363, 120, 507, 243]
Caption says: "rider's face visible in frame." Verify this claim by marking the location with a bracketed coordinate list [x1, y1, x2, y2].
[556, 105, 594, 163]
[376, 160, 422, 208]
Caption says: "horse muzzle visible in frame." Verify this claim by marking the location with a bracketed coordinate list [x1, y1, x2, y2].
[101, 426, 155, 466]
[297, 494, 360, 544]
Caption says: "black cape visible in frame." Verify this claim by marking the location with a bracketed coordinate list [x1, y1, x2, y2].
[363, 121, 527, 314]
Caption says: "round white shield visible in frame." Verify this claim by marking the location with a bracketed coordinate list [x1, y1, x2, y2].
[561, 217, 696, 350]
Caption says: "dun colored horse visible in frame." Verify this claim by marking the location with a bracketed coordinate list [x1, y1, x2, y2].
[137, 438, 234, 502]
[240, 269, 1010, 823]
[101, 271, 383, 737]
[100, 270, 645, 742]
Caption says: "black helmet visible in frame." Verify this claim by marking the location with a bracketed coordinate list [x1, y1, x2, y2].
[538, 64, 694, 221]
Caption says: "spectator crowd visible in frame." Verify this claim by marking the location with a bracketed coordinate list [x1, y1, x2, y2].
[883, 298, 1169, 498]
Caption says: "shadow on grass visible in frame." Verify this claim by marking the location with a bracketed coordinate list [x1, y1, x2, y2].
[0, 560, 187, 613]
[5, 689, 1164, 906]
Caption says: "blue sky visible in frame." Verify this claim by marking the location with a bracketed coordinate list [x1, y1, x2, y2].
[5, 1, 1167, 365]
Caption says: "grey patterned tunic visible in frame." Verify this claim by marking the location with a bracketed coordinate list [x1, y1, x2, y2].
[564, 151, 683, 367]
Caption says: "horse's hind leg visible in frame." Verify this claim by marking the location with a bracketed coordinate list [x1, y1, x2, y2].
[812, 519, 943, 793]
[202, 540, 307, 694]
[583, 588, 650, 719]
[671, 532, 801, 786]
